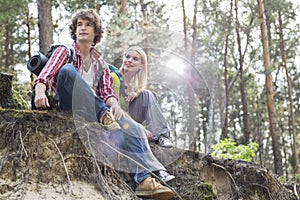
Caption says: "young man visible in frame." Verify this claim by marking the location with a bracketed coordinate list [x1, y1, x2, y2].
[34, 11, 119, 130]
[34, 9, 175, 200]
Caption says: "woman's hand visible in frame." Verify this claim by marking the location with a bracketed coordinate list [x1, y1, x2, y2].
[145, 129, 153, 142]
[126, 91, 138, 102]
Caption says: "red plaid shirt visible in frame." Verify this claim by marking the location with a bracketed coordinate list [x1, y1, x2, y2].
[34, 42, 116, 102]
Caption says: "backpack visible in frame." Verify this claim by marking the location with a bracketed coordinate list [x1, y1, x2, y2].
[108, 64, 122, 80]
[27, 44, 75, 76]
[108, 64, 127, 99]
[27, 44, 75, 110]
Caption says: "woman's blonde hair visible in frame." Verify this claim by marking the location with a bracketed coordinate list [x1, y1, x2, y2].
[120, 46, 148, 93]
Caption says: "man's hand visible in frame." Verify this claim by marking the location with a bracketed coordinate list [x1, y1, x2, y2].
[34, 83, 50, 108]
[110, 103, 126, 120]
[106, 97, 126, 120]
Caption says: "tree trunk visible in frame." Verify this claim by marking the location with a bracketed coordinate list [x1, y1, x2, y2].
[37, 0, 53, 54]
[120, 0, 127, 27]
[0, 72, 13, 108]
[25, 2, 34, 85]
[234, 0, 250, 144]
[278, 10, 298, 174]
[191, 0, 198, 65]
[257, 0, 283, 175]
[139, 0, 150, 78]
[221, 35, 229, 140]
[121, 0, 127, 14]
[181, 0, 188, 52]
[4, 22, 13, 70]
[221, 0, 234, 140]
[189, 0, 198, 151]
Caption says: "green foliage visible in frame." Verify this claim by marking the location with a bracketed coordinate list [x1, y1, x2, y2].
[294, 173, 300, 182]
[277, 175, 286, 183]
[0, 0, 29, 70]
[211, 138, 258, 161]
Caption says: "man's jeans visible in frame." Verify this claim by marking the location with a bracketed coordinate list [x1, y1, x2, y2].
[57, 64, 108, 122]
[57, 64, 164, 183]
[112, 116, 166, 183]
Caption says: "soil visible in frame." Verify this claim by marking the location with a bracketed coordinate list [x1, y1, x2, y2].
[0, 108, 298, 200]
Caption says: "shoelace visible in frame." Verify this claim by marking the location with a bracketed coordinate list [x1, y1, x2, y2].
[102, 111, 114, 124]
[148, 178, 160, 189]
[160, 137, 170, 144]
[159, 171, 169, 180]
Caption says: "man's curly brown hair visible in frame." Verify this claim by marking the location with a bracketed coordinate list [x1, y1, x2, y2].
[69, 9, 104, 46]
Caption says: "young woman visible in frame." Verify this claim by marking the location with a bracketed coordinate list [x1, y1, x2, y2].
[111, 46, 175, 182]
[116, 46, 173, 147]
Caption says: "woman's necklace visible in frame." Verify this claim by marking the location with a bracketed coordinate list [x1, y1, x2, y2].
[82, 54, 92, 72]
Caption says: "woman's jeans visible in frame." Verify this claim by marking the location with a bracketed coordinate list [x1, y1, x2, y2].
[57, 64, 108, 122]
[128, 90, 171, 142]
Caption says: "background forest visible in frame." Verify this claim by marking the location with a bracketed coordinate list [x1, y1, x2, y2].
[1, 0, 300, 183]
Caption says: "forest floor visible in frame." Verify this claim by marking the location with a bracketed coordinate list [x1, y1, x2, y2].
[0, 108, 299, 200]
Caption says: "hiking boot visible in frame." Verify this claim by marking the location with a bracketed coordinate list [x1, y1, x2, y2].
[135, 177, 175, 200]
[157, 136, 173, 148]
[158, 170, 175, 182]
[99, 110, 121, 131]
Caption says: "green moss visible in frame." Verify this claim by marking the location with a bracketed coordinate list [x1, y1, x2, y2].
[183, 182, 214, 200]
[5, 88, 30, 110]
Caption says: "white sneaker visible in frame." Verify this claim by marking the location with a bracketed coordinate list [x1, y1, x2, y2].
[157, 136, 173, 148]
[158, 170, 175, 182]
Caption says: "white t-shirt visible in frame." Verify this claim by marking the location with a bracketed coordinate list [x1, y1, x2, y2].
[82, 66, 95, 95]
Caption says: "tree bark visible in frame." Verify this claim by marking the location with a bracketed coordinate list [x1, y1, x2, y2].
[191, 0, 198, 65]
[189, 0, 198, 151]
[181, 0, 188, 52]
[221, 0, 234, 140]
[25, 2, 35, 85]
[278, 10, 298, 174]
[0, 72, 13, 108]
[37, 0, 53, 54]
[4, 22, 13, 70]
[221, 34, 229, 140]
[234, 0, 250, 144]
[257, 0, 283, 175]
[121, 0, 127, 14]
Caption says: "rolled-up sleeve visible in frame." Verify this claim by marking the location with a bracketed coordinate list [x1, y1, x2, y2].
[34, 47, 68, 89]
[98, 61, 116, 102]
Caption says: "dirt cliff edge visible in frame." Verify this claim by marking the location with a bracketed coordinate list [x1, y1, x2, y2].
[0, 108, 297, 200]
